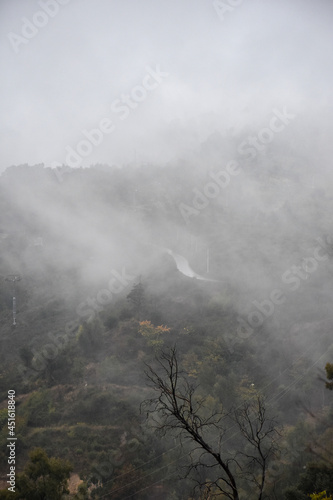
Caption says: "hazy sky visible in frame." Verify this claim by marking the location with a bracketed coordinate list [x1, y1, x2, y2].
[1, 0, 332, 171]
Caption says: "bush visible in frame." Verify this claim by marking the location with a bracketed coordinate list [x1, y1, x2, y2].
[104, 314, 118, 330]
[20, 390, 53, 427]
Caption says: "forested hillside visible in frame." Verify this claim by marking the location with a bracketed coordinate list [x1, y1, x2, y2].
[0, 151, 332, 498]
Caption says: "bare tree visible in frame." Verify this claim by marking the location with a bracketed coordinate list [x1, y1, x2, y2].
[233, 398, 280, 499]
[142, 347, 280, 500]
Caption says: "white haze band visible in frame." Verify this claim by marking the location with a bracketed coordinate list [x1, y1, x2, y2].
[179, 107, 296, 224]
[52, 65, 169, 180]
[224, 235, 333, 353]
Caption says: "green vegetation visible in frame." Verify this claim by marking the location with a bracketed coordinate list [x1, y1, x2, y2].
[0, 165, 332, 498]
[0, 448, 72, 499]
[325, 364, 333, 391]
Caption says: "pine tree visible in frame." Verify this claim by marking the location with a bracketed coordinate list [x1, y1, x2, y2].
[127, 281, 145, 313]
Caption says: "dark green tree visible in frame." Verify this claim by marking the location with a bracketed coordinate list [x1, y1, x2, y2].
[0, 448, 72, 500]
[325, 363, 333, 390]
[284, 463, 333, 499]
[127, 281, 145, 315]
[19, 346, 33, 368]
[0, 491, 15, 500]
[78, 317, 104, 356]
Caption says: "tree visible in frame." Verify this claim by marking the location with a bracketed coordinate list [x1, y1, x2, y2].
[15, 447, 72, 499]
[284, 464, 333, 499]
[325, 363, 333, 390]
[19, 346, 33, 368]
[73, 482, 90, 499]
[233, 397, 280, 498]
[127, 281, 145, 316]
[77, 317, 104, 356]
[310, 492, 332, 500]
[142, 347, 280, 500]
[138, 320, 170, 350]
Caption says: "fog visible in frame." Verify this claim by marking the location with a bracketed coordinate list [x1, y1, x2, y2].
[1, 1, 333, 497]
[1, 0, 333, 346]
[1, 0, 332, 168]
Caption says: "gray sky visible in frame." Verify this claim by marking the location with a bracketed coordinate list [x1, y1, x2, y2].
[1, 0, 333, 171]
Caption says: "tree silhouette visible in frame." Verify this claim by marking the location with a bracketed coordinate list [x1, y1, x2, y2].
[142, 347, 280, 500]
[127, 280, 145, 316]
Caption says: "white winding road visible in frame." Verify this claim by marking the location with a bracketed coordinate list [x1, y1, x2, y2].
[163, 248, 219, 282]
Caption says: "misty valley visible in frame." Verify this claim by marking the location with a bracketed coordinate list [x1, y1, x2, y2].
[0, 140, 332, 499]
[1, 2, 333, 497]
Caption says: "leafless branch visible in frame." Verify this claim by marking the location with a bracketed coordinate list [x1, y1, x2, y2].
[142, 347, 281, 500]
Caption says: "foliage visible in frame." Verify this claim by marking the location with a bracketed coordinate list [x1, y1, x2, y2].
[19, 389, 54, 427]
[127, 281, 145, 313]
[96, 463, 149, 500]
[74, 482, 90, 499]
[0, 491, 16, 500]
[103, 313, 119, 330]
[309, 492, 332, 500]
[77, 318, 104, 356]
[0, 165, 333, 498]
[0, 448, 73, 499]
[0, 409, 7, 431]
[63, 389, 121, 425]
[325, 363, 333, 390]
[19, 346, 33, 368]
[284, 464, 333, 499]
[138, 320, 170, 350]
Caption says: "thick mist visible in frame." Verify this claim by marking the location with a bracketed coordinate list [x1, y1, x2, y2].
[1, 0, 333, 168]
[1, 115, 332, 364]
[1, 1, 333, 497]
